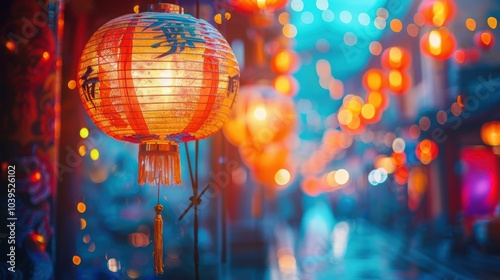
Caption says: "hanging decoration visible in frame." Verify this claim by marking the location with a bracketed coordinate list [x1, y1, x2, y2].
[77, 2, 240, 275]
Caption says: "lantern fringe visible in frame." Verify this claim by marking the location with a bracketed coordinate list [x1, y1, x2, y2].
[138, 142, 181, 186]
[154, 204, 164, 275]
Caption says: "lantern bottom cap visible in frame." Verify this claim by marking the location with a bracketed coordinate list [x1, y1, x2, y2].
[138, 141, 181, 186]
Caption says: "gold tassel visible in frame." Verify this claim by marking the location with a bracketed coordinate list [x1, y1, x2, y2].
[154, 204, 164, 275]
[138, 141, 181, 186]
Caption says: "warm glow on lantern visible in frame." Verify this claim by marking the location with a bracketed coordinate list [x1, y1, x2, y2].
[254, 106, 268, 121]
[481, 121, 500, 146]
[73, 256, 82, 265]
[361, 103, 376, 121]
[420, 28, 456, 60]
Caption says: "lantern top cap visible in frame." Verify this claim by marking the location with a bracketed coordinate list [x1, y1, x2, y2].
[139, 3, 184, 14]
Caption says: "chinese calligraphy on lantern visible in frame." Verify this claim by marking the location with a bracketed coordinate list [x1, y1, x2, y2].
[145, 18, 206, 58]
[227, 74, 240, 97]
[80, 66, 99, 109]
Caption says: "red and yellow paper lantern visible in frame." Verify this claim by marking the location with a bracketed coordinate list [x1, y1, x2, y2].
[77, 4, 240, 274]
[420, 28, 456, 60]
[78, 4, 239, 187]
[474, 30, 495, 50]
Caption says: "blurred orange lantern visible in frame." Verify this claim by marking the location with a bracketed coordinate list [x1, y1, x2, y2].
[273, 75, 299, 97]
[387, 70, 412, 95]
[77, 3, 240, 274]
[474, 30, 495, 50]
[271, 49, 300, 74]
[420, 28, 456, 60]
[229, 0, 289, 14]
[366, 91, 389, 110]
[250, 144, 294, 189]
[418, 0, 456, 27]
[481, 121, 500, 146]
[223, 85, 296, 148]
[416, 139, 439, 165]
[363, 69, 386, 91]
[78, 4, 239, 186]
[381, 47, 411, 70]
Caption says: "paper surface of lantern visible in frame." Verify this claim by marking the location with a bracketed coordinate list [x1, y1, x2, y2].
[77, 3, 240, 186]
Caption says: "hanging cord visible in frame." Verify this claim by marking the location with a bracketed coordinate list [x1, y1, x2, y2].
[180, 140, 203, 280]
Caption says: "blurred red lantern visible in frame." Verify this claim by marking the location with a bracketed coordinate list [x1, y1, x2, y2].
[381, 47, 411, 70]
[481, 121, 500, 146]
[416, 139, 439, 165]
[474, 30, 495, 50]
[271, 49, 300, 74]
[229, 0, 289, 14]
[418, 0, 456, 27]
[420, 28, 456, 60]
[387, 70, 412, 95]
[363, 69, 386, 91]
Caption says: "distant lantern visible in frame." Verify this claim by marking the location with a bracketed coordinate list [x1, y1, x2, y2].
[77, 3, 240, 274]
[362, 69, 386, 91]
[387, 70, 412, 95]
[229, 0, 289, 14]
[418, 0, 456, 27]
[474, 30, 495, 50]
[271, 49, 300, 74]
[273, 75, 299, 97]
[415, 139, 439, 165]
[381, 47, 412, 70]
[420, 28, 456, 60]
[481, 121, 500, 147]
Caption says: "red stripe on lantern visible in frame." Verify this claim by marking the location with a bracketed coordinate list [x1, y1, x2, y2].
[118, 15, 149, 136]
